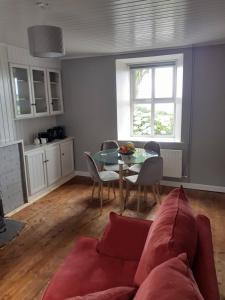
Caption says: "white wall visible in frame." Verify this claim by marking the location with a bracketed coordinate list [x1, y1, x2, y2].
[0, 45, 15, 142]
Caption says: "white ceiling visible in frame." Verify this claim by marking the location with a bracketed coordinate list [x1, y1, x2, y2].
[0, 0, 225, 58]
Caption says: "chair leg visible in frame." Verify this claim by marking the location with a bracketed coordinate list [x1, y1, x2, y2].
[113, 181, 116, 199]
[144, 186, 147, 202]
[152, 185, 158, 203]
[100, 183, 103, 215]
[137, 185, 141, 213]
[98, 183, 101, 200]
[107, 182, 110, 200]
[125, 181, 130, 209]
[91, 182, 96, 200]
[156, 182, 161, 204]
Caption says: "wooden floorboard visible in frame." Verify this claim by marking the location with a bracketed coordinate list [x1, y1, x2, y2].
[0, 177, 224, 300]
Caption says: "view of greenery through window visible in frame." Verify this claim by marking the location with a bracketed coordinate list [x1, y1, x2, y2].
[132, 67, 175, 137]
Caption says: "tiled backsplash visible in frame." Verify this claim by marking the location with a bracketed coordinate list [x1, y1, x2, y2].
[0, 144, 24, 214]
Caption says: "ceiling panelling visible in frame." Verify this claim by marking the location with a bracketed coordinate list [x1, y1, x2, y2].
[0, 0, 225, 57]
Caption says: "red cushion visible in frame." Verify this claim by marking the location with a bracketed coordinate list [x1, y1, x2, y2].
[192, 215, 220, 300]
[134, 253, 204, 300]
[96, 212, 152, 261]
[134, 186, 198, 285]
[42, 237, 138, 300]
[66, 286, 136, 300]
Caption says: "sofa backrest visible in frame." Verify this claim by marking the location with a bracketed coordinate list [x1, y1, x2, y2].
[193, 214, 220, 300]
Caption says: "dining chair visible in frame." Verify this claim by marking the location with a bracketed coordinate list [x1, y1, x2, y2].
[84, 152, 119, 214]
[129, 141, 161, 173]
[124, 156, 163, 213]
[100, 140, 119, 151]
[100, 140, 128, 172]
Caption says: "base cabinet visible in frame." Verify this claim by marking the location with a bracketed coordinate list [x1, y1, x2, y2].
[61, 140, 74, 177]
[25, 138, 74, 199]
[25, 150, 47, 196]
[45, 144, 61, 186]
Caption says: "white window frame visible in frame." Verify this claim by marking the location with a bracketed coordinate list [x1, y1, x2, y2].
[116, 53, 183, 143]
[130, 62, 177, 139]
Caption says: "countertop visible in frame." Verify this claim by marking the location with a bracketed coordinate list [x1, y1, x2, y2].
[24, 137, 74, 154]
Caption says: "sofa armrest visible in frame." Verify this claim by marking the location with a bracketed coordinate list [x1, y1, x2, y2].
[96, 212, 153, 261]
[193, 215, 220, 300]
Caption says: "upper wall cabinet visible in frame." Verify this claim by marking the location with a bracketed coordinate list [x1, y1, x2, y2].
[31, 67, 49, 117]
[48, 69, 64, 115]
[10, 64, 33, 119]
[9, 63, 64, 119]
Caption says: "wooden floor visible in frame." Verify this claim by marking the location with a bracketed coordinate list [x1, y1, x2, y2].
[0, 177, 225, 300]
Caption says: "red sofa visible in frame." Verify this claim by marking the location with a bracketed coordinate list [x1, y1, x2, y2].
[42, 187, 220, 300]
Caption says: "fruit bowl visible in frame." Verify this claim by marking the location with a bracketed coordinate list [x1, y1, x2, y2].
[118, 149, 135, 156]
[118, 142, 136, 156]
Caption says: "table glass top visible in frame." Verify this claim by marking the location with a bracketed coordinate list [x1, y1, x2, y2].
[92, 148, 158, 165]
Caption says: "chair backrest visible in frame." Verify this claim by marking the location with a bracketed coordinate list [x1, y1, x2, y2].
[101, 140, 119, 151]
[84, 152, 101, 183]
[144, 141, 161, 156]
[136, 156, 163, 186]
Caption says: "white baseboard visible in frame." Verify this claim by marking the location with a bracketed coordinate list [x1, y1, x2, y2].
[161, 181, 225, 193]
[75, 171, 225, 194]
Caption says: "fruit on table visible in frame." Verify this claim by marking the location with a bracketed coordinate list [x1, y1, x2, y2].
[119, 142, 135, 153]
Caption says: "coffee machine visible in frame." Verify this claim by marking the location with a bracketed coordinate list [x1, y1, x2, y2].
[38, 126, 66, 143]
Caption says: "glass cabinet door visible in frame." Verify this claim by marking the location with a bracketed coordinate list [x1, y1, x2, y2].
[31, 68, 49, 116]
[10, 64, 33, 118]
[48, 70, 64, 115]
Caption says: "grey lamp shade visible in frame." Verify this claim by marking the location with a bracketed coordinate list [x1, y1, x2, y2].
[28, 25, 65, 58]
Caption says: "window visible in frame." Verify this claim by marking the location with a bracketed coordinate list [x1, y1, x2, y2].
[131, 64, 176, 138]
[116, 54, 183, 142]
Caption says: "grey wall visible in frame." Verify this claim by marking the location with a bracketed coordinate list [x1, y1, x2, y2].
[58, 44, 225, 187]
[189, 45, 225, 186]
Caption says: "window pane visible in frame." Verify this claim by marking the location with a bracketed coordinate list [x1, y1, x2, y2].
[134, 68, 152, 99]
[155, 67, 173, 98]
[154, 103, 174, 136]
[133, 103, 151, 136]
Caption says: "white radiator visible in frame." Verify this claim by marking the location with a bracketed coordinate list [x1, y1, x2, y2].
[161, 149, 183, 178]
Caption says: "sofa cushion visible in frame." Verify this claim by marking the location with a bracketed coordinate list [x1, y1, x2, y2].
[66, 286, 136, 300]
[42, 237, 138, 300]
[134, 186, 198, 285]
[134, 253, 204, 300]
[96, 212, 152, 261]
[192, 215, 220, 300]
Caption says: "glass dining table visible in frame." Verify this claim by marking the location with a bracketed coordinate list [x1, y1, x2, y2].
[92, 148, 158, 213]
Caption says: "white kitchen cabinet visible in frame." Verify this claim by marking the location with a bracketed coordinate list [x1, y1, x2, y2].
[10, 63, 63, 119]
[45, 144, 62, 186]
[24, 138, 75, 200]
[25, 149, 47, 196]
[60, 140, 74, 177]
[10, 63, 33, 119]
[30, 67, 49, 117]
[47, 69, 64, 115]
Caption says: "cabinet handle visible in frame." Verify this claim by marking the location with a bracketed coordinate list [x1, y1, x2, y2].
[62, 153, 64, 156]
[43, 160, 49, 163]
[31, 103, 36, 106]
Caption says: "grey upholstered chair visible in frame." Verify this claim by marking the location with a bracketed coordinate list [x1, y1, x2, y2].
[124, 156, 163, 213]
[101, 140, 119, 151]
[84, 152, 119, 214]
[100, 140, 128, 172]
[129, 141, 161, 173]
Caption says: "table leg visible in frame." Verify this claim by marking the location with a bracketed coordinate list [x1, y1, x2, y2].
[119, 163, 124, 214]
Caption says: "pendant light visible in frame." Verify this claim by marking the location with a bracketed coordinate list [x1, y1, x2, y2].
[28, 1, 65, 58]
[28, 25, 64, 58]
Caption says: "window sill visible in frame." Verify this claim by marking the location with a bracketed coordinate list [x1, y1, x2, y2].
[118, 136, 183, 144]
